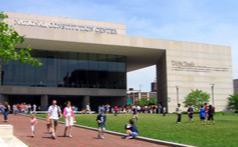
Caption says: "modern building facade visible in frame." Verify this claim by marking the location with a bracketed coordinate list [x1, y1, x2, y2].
[127, 89, 157, 103]
[0, 12, 233, 112]
[234, 79, 238, 94]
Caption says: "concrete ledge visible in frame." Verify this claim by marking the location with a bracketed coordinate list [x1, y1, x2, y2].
[73, 124, 195, 147]
[20, 114, 195, 147]
[0, 124, 28, 147]
[0, 125, 13, 138]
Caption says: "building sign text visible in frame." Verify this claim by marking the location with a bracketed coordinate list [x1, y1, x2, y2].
[14, 19, 118, 35]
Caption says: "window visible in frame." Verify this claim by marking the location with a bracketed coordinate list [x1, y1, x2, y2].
[2, 50, 126, 89]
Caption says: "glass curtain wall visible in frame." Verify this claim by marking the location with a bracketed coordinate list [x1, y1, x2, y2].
[2, 50, 126, 89]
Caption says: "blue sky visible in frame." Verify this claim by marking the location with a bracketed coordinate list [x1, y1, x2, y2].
[1, 0, 237, 91]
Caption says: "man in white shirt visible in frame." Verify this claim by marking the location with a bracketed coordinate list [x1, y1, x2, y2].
[48, 100, 62, 139]
[32, 104, 37, 114]
[176, 103, 183, 124]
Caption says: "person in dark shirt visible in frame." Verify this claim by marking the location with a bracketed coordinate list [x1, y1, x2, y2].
[207, 105, 215, 124]
[187, 105, 194, 122]
[3, 102, 10, 122]
[123, 119, 139, 139]
[132, 106, 138, 121]
[96, 111, 106, 139]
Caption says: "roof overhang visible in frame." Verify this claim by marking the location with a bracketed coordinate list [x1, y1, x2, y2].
[20, 38, 164, 72]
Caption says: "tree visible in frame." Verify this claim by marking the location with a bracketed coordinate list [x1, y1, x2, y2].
[137, 97, 157, 106]
[0, 12, 41, 83]
[228, 93, 238, 113]
[137, 98, 149, 106]
[183, 89, 210, 111]
[148, 96, 157, 105]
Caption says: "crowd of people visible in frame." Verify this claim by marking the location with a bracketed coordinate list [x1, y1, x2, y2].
[0, 100, 216, 141]
[45, 100, 139, 140]
[0, 103, 39, 115]
[98, 104, 167, 115]
[176, 103, 215, 124]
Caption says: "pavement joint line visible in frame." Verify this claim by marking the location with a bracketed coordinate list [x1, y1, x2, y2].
[19, 113, 195, 147]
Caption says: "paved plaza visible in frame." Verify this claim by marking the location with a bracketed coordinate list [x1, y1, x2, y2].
[0, 115, 167, 147]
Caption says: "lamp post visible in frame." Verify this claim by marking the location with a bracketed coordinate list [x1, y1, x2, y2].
[210, 83, 215, 107]
[176, 86, 179, 105]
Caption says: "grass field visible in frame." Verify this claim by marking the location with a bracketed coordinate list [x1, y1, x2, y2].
[37, 113, 238, 147]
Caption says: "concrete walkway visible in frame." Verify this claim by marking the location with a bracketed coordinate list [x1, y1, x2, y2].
[0, 115, 167, 147]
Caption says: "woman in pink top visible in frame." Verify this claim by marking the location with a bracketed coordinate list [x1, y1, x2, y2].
[63, 101, 75, 137]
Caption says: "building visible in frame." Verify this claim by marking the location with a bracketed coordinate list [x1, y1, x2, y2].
[151, 80, 157, 92]
[127, 89, 157, 103]
[0, 12, 233, 112]
[234, 79, 238, 94]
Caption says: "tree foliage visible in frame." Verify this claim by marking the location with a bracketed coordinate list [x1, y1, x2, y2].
[228, 93, 238, 113]
[183, 89, 210, 111]
[148, 96, 157, 105]
[137, 98, 148, 106]
[137, 97, 157, 106]
[0, 12, 41, 66]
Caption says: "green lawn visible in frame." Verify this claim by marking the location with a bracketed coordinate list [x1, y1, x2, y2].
[37, 113, 238, 147]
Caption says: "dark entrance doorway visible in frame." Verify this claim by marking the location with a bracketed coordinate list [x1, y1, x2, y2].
[8, 95, 41, 105]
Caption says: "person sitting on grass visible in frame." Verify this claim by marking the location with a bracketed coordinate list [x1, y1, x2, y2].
[123, 119, 139, 139]
[96, 110, 106, 139]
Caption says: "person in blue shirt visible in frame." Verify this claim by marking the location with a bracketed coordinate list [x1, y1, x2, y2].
[96, 110, 106, 139]
[123, 119, 139, 139]
[199, 105, 206, 124]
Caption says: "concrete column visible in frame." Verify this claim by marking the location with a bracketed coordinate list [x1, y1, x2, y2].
[41, 95, 48, 111]
[0, 94, 8, 104]
[82, 96, 90, 109]
[156, 51, 168, 110]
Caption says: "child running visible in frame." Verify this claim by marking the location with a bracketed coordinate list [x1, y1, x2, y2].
[96, 110, 106, 139]
[30, 114, 37, 137]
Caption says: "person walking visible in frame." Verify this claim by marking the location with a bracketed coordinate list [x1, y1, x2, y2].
[63, 101, 75, 137]
[132, 106, 138, 121]
[176, 104, 182, 124]
[204, 103, 209, 120]
[96, 110, 106, 139]
[199, 105, 206, 124]
[32, 104, 37, 114]
[187, 105, 194, 122]
[114, 105, 119, 116]
[162, 107, 166, 116]
[48, 100, 62, 139]
[30, 114, 37, 137]
[207, 105, 215, 124]
[13, 104, 18, 115]
[3, 102, 10, 122]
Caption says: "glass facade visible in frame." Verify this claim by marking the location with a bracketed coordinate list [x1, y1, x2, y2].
[2, 50, 127, 89]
